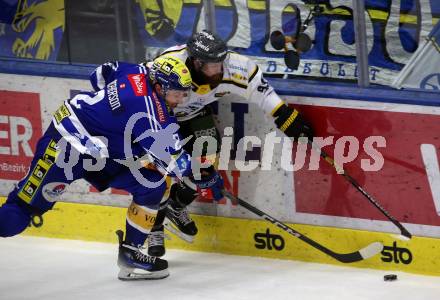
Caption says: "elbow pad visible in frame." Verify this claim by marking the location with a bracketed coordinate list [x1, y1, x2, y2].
[273, 104, 314, 140]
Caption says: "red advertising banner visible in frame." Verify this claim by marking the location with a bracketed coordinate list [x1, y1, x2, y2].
[0, 90, 42, 180]
[295, 104, 440, 227]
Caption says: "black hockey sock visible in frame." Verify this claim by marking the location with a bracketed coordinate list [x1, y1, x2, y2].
[152, 201, 168, 230]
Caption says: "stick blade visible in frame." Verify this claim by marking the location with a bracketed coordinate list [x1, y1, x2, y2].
[401, 229, 412, 240]
[359, 242, 384, 260]
[333, 242, 383, 263]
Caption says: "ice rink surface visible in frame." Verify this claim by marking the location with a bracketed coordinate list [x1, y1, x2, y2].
[1, 236, 440, 300]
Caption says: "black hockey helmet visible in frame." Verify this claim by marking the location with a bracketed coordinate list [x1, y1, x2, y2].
[187, 30, 228, 63]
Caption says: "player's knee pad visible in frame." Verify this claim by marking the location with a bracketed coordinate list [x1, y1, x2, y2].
[0, 201, 32, 237]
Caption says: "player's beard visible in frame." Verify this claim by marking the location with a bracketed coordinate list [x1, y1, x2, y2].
[189, 59, 223, 88]
[204, 73, 223, 88]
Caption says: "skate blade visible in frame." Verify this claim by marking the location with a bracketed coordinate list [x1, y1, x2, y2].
[118, 268, 169, 281]
[163, 219, 194, 243]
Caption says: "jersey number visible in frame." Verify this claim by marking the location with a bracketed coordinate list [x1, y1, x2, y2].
[70, 90, 106, 109]
[257, 78, 269, 93]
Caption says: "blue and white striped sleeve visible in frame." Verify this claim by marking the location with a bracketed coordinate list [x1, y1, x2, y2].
[89, 61, 120, 91]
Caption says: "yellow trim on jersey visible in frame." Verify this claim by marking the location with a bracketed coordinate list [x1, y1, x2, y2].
[193, 83, 212, 95]
[44, 140, 59, 163]
[248, 66, 258, 83]
[54, 104, 71, 125]
[18, 159, 52, 203]
[17, 140, 58, 203]
[270, 101, 285, 116]
[222, 79, 248, 89]
[280, 109, 299, 132]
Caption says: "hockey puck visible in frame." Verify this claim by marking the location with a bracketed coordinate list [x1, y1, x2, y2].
[384, 274, 397, 281]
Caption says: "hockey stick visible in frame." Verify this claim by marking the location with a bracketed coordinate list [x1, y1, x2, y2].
[222, 190, 383, 263]
[308, 139, 412, 240]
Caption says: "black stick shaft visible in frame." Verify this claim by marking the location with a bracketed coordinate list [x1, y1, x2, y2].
[309, 140, 412, 239]
[223, 190, 382, 263]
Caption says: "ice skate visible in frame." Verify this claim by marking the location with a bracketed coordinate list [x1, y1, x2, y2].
[164, 202, 197, 243]
[116, 230, 169, 280]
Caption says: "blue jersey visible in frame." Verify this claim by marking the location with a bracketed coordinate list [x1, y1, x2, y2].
[52, 62, 187, 176]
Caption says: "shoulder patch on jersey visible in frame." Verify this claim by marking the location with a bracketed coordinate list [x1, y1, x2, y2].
[231, 72, 248, 81]
[128, 74, 147, 96]
[227, 63, 248, 73]
[53, 103, 71, 124]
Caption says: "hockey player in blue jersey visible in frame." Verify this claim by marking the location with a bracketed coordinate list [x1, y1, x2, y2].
[0, 56, 224, 280]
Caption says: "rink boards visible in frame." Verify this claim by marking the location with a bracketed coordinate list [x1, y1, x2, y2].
[1, 73, 440, 276]
[1, 197, 439, 276]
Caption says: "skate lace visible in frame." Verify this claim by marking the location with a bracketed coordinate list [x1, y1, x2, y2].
[173, 208, 191, 225]
[135, 248, 157, 264]
[148, 230, 164, 247]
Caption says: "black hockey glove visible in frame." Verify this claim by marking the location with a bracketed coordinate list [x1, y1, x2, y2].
[273, 104, 314, 140]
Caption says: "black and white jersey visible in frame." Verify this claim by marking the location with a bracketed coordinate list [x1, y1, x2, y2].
[155, 44, 285, 121]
